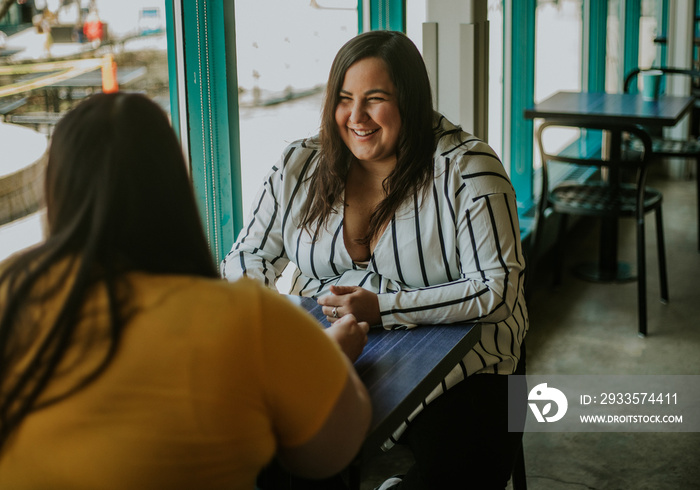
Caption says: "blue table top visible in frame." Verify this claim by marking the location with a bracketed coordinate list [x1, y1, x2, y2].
[524, 91, 695, 127]
[287, 295, 482, 456]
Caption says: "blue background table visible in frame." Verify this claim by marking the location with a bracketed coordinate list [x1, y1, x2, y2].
[524, 91, 694, 282]
[524, 91, 694, 126]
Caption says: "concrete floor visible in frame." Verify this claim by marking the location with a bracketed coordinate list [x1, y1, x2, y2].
[359, 168, 700, 490]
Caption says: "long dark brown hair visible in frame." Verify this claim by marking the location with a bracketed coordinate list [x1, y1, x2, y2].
[300, 31, 436, 243]
[0, 93, 217, 451]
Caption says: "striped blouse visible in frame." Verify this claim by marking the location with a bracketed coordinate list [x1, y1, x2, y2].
[222, 113, 528, 447]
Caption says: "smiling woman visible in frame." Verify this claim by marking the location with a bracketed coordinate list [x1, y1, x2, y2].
[222, 30, 529, 489]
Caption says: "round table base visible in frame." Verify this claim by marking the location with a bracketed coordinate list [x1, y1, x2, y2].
[572, 261, 637, 283]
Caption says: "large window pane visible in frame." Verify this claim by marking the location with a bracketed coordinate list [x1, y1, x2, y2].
[535, 0, 582, 103]
[0, 0, 170, 262]
[233, 0, 357, 290]
[534, 0, 583, 166]
[234, 0, 357, 212]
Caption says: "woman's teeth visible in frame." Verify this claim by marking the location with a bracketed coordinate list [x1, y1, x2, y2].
[353, 128, 378, 136]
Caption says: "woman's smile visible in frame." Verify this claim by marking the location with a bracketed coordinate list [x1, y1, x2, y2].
[351, 128, 379, 137]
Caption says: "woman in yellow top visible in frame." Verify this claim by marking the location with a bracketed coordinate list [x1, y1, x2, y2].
[0, 93, 371, 489]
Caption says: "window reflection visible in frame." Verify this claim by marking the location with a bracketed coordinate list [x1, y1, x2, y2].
[0, 0, 169, 261]
[234, 0, 357, 212]
[233, 0, 357, 291]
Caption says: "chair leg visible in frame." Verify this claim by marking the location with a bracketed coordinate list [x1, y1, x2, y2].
[637, 215, 647, 337]
[696, 157, 700, 253]
[554, 214, 568, 287]
[655, 206, 669, 304]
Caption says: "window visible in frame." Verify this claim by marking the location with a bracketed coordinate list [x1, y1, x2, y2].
[232, 0, 357, 289]
[234, 0, 357, 213]
[533, 0, 583, 163]
[0, 0, 170, 262]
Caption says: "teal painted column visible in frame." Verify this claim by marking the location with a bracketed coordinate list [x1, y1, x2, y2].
[364, 0, 405, 32]
[358, 1, 365, 32]
[585, 0, 608, 92]
[164, 1, 181, 140]
[180, 0, 243, 266]
[623, 0, 641, 88]
[659, 0, 669, 66]
[504, 0, 535, 208]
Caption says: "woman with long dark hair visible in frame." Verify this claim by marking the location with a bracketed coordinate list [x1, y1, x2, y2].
[223, 31, 529, 489]
[0, 93, 371, 489]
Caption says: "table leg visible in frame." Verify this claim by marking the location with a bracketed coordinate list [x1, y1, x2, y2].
[572, 129, 636, 283]
[573, 216, 636, 282]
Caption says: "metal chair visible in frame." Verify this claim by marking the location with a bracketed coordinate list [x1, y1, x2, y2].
[534, 121, 669, 336]
[624, 67, 700, 252]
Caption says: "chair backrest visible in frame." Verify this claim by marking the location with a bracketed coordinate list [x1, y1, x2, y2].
[623, 67, 700, 94]
[536, 120, 654, 219]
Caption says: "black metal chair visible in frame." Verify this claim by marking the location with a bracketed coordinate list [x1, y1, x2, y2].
[624, 67, 700, 252]
[534, 120, 669, 336]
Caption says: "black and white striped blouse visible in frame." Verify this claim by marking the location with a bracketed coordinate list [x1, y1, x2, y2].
[222, 113, 528, 446]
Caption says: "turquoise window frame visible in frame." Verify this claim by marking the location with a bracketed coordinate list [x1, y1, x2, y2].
[164, 1, 181, 140]
[165, 0, 243, 267]
[658, 0, 669, 66]
[359, 0, 405, 32]
[503, 0, 535, 212]
[622, 0, 641, 89]
[585, 0, 608, 92]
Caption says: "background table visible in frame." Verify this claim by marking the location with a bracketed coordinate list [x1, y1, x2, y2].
[47, 65, 147, 89]
[14, 65, 147, 112]
[524, 91, 694, 126]
[524, 91, 694, 282]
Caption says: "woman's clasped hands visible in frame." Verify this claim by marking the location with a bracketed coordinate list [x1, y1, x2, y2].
[318, 285, 382, 326]
[319, 285, 381, 362]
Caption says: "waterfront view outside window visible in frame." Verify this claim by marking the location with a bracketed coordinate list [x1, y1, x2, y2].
[233, 0, 357, 291]
[233, 0, 357, 214]
[533, 0, 583, 167]
[0, 0, 168, 261]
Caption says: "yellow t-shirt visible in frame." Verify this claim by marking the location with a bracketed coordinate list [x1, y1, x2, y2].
[0, 272, 348, 489]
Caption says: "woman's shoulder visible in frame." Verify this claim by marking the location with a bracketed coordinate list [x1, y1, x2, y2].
[283, 134, 321, 159]
[432, 113, 512, 192]
[276, 134, 322, 175]
[432, 113, 499, 163]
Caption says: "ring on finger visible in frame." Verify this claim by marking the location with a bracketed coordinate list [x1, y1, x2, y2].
[332, 307, 338, 318]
